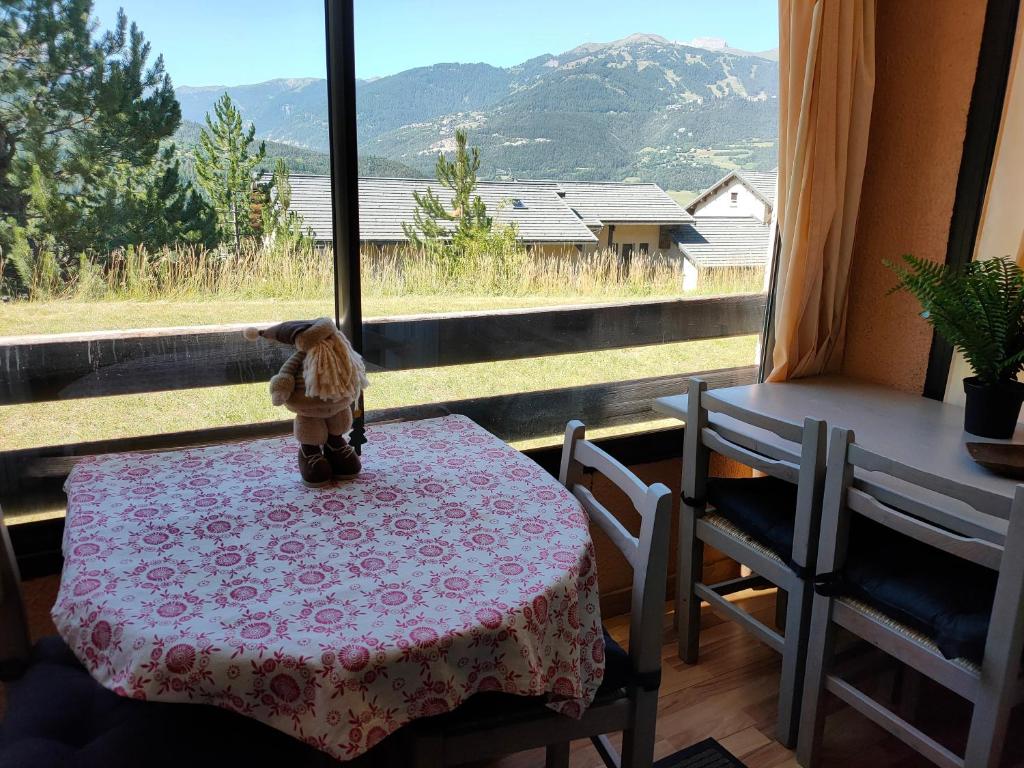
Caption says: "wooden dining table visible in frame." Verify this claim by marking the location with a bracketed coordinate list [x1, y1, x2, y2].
[654, 374, 1024, 544]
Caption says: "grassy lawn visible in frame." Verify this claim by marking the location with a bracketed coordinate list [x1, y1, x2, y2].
[667, 190, 698, 207]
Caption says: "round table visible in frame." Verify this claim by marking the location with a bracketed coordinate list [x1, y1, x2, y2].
[54, 415, 605, 761]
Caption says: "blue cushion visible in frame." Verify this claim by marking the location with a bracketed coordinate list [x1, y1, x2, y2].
[838, 518, 998, 663]
[600, 627, 633, 694]
[0, 637, 336, 768]
[706, 476, 799, 564]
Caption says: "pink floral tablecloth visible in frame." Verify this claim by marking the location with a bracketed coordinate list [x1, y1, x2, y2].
[53, 415, 604, 760]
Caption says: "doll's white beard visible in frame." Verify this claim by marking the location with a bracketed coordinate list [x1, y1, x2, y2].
[302, 332, 367, 402]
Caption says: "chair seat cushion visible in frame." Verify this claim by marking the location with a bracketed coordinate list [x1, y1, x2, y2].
[838, 518, 998, 663]
[0, 636, 335, 768]
[706, 476, 799, 564]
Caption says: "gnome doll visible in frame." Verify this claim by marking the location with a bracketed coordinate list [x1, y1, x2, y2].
[244, 318, 368, 487]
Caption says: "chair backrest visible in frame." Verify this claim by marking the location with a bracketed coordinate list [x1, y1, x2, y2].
[0, 504, 31, 677]
[822, 428, 1021, 572]
[684, 378, 828, 570]
[559, 420, 672, 681]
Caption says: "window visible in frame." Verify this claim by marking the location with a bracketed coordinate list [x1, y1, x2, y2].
[350, 0, 779, 446]
[0, 0, 780, 521]
[0, 1, 336, 519]
[730, 191, 739, 205]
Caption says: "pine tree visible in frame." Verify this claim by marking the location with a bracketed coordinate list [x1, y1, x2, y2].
[402, 128, 492, 248]
[1, 3, 192, 245]
[256, 158, 311, 248]
[80, 147, 217, 251]
[193, 94, 267, 252]
[0, 0, 215, 288]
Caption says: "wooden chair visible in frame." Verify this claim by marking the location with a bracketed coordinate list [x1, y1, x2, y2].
[408, 420, 673, 768]
[676, 378, 827, 747]
[798, 428, 1024, 768]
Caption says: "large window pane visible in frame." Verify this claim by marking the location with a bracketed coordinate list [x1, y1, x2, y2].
[353, 1, 779, 442]
[0, 1, 335, 471]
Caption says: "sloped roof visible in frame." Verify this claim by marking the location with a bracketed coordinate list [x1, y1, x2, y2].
[358, 177, 598, 243]
[271, 174, 690, 244]
[552, 181, 693, 227]
[686, 168, 778, 213]
[674, 217, 772, 268]
[272, 174, 599, 244]
[736, 170, 777, 203]
[282, 174, 335, 242]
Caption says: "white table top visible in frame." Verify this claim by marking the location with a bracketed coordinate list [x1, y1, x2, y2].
[655, 375, 1024, 540]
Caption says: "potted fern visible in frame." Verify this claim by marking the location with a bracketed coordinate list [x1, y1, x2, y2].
[888, 255, 1024, 439]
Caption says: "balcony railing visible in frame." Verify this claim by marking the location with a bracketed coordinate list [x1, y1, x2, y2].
[0, 292, 766, 516]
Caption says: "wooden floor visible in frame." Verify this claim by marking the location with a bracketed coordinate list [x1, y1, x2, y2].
[8, 576, 1007, 768]
[493, 592, 935, 768]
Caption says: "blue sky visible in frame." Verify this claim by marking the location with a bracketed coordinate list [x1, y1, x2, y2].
[90, 0, 779, 87]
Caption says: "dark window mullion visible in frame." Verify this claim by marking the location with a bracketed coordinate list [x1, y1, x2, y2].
[324, 0, 365, 446]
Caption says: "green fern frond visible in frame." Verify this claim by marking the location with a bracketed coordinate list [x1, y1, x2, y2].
[888, 255, 1024, 385]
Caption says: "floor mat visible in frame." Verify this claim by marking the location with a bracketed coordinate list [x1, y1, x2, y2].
[653, 738, 749, 768]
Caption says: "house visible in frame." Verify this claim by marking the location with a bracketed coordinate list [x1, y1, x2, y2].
[674, 217, 772, 290]
[671, 168, 778, 289]
[550, 180, 695, 261]
[275, 174, 692, 257]
[686, 168, 777, 224]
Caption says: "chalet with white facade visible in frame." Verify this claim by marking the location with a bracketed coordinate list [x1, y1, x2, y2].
[672, 169, 777, 290]
[686, 169, 777, 224]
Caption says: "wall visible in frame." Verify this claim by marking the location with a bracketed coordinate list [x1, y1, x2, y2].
[691, 181, 769, 223]
[528, 242, 587, 258]
[592, 223, 665, 253]
[841, 0, 987, 392]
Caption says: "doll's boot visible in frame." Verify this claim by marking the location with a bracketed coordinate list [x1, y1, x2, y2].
[298, 445, 333, 488]
[324, 435, 361, 480]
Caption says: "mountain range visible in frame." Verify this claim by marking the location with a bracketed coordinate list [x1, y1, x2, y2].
[174, 34, 779, 193]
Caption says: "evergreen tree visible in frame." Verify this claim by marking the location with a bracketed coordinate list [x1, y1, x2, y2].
[0, 1, 208, 262]
[78, 147, 217, 251]
[256, 158, 311, 248]
[402, 128, 492, 248]
[193, 94, 266, 252]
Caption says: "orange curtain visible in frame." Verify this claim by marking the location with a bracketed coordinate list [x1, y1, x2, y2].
[767, 0, 876, 381]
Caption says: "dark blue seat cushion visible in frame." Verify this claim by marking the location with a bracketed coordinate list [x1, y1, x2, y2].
[837, 518, 998, 664]
[600, 626, 633, 695]
[706, 476, 799, 564]
[0, 636, 336, 768]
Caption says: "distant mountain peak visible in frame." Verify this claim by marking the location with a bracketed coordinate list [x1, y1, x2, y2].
[678, 36, 778, 60]
[679, 36, 729, 51]
[177, 76, 321, 94]
[612, 32, 672, 46]
[173, 31, 779, 193]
